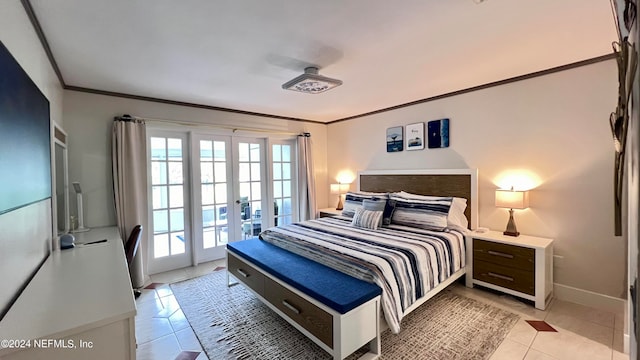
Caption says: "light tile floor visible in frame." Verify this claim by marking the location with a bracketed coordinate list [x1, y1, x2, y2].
[136, 260, 629, 360]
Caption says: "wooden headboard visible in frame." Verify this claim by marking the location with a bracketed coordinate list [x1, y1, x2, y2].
[358, 169, 478, 229]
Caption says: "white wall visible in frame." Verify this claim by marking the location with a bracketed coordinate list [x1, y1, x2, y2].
[0, 0, 64, 316]
[62, 90, 329, 228]
[327, 60, 624, 299]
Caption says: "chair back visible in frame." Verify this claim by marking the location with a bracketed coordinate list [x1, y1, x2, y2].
[125, 225, 143, 267]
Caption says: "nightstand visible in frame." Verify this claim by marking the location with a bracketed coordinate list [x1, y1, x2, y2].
[318, 208, 342, 218]
[465, 230, 553, 310]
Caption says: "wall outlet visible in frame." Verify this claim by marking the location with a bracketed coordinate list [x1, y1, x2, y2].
[553, 254, 565, 268]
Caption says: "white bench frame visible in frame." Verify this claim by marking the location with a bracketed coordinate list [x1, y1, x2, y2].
[227, 253, 381, 360]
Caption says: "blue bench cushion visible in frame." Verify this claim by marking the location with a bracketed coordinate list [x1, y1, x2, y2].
[227, 238, 381, 314]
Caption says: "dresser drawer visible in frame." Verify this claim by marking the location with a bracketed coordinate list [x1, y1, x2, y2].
[473, 259, 535, 295]
[473, 239, 535, 272]
[263, 276, 333, 348]
[227, 253, 265, 295]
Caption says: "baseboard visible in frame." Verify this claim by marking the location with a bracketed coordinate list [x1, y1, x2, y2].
[624, 333, 630, 354]
[553, 283, 626, 314]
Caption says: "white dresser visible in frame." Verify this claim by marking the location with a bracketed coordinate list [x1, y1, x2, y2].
[0, 227, 136, 359]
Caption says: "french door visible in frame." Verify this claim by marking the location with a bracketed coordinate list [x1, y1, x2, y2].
[148, 132, 191, 274]
[190, 135, 268, 261]
[148, 131, 297, 274]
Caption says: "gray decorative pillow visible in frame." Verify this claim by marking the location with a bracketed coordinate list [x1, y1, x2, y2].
[351, 207, 383, 230]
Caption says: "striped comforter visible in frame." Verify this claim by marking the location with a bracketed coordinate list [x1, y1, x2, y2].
[259, 216, 466, 334]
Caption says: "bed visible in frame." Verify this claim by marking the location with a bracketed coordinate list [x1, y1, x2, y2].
[227, 169, 477, 359]
[259, 169, 478, 334]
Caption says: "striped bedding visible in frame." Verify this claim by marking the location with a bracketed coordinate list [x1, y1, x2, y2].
[259, 215, 466, 334]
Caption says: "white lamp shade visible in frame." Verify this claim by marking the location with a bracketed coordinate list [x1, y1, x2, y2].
[495, 189, 529, 209]
[330, 183, 350, 194]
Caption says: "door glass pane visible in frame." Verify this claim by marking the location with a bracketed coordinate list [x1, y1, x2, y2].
[239, 163, 250, 182]
[154, 234, 169, 258]
[153, 210, 168, 233]
[251, 182, 261, 200]
[282, 145, 291, 162]
[151, 138, 166, 160]
[203, 205, 215, 227]
[152, 186, 168, 209]
[250, 144, 260, 162]
[203, 228, 216, 248]
[273, 181, 282, 198]
[169, 185, 184, 208]
[202, 184, 214, 205]
[170, 232, 185, 254]
[215, 183, 227, 204]
[273, 163, 282, 180]
[239, 182, 250, 198]
[251, 163, 261, 181]
[152, 161, 167, 185]
[283, 181, 291, 197]
[282, 163, 291, 180]
[201, 163, 213, 183]
[200, 140, 212, 161]
[170, 209, 184, 231]
[167, 139, 182, 160]
[214, 141, 226, 161]
[214, 163, 226, 182]
[168, 162, 183, 184]
[238, 143, 249, 162]
[273, 145, 281, 162]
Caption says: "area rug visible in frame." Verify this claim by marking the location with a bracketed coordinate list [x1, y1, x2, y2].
[171, 269, 519, 360]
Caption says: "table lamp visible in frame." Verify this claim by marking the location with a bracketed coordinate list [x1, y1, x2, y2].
[330, 183, 350, 210]
[495, 187, 529, 237]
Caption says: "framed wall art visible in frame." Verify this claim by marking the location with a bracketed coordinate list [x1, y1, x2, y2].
[386, 126, 403, 152]
[405, 122, 424, 150]
[427, 118, 450, 149]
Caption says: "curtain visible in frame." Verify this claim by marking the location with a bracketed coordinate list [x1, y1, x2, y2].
[297, 133, 317, 220]
[112, 115, 148, 288]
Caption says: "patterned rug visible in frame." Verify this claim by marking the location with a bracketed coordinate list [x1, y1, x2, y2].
[171, 269, 519, 360]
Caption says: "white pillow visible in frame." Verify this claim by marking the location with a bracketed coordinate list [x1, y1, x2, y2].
[351, 207, 384, 230]
[392, 191, 468, 229]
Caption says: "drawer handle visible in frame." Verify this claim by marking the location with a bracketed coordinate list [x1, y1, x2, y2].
[282, 300, 301, 314]
[488, 272, 514, 282]
[236, 269, 249, 278]
[487, 250, 514, 259]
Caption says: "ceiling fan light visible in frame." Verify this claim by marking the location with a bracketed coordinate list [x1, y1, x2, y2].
[282, 67, 343, 94]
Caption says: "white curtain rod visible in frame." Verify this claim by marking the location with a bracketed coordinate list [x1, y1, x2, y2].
[115, 114, 301, 136]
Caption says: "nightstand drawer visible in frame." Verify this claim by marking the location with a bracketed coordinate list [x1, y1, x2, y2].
[473, 238, 535, 272]
[227, 253, 265, 295]
[473, 259, 535, 295]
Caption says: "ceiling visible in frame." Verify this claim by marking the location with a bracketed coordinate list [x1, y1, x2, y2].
[28, 0, 618, 123]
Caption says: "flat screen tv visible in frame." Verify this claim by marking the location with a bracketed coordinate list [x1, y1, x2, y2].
[0, 40, 51, 215]
[0, 40, 51, 322]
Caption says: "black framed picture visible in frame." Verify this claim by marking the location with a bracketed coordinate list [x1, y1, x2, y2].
[386, 126, 403, 152]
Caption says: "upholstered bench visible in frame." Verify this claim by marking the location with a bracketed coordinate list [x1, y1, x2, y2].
[227, 238, 382, 360]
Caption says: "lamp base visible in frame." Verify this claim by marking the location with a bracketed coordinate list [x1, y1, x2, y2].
[336, 196, 344, 211]
[503, 208, 520, 237]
